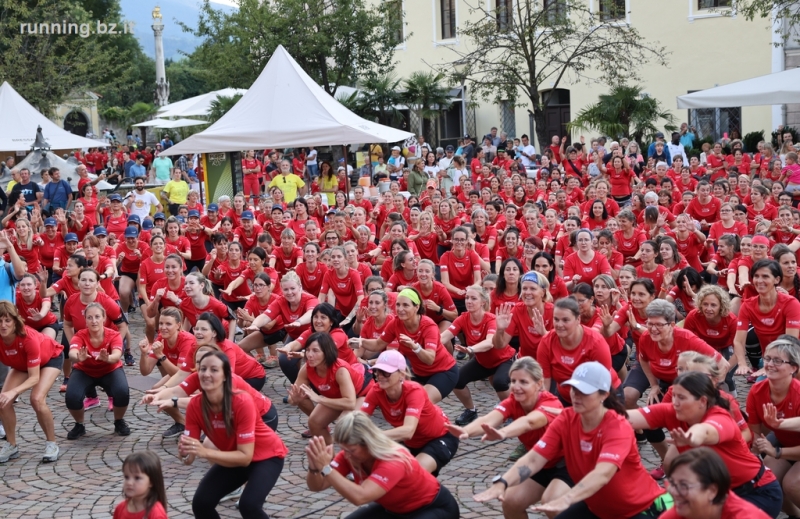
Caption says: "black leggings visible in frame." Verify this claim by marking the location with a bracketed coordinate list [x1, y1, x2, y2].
[65, 368, 130, 410]
[245, 376, 266, 392]
[344, 485, 459, 519]
[193, 456, 284, 519]
[279, 353, 301, 384]
[262, 405, 278, 432]
[454, 357, 513, 393]
[184, 259, 205, 274]
[554, 499, 665, 519]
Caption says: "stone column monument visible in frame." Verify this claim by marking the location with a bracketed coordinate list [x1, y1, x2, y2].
[152, 6, 170, 107]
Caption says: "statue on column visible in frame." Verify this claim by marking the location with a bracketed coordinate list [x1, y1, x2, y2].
[154, 78, 170, 106]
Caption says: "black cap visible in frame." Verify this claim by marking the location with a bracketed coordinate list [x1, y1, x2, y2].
[445, 145, 454, 152]
[655, 132, 665, 139]
[463, 133, 471, 140]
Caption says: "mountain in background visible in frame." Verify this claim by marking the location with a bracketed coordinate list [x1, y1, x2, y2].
[119, 0, 235, 59]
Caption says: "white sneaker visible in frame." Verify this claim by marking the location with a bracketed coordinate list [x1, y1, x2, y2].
[0, 443, 19, 463]
[42, 442, 59, 463]
[0, 424, 5, 439]
[220, 485, 244, 502]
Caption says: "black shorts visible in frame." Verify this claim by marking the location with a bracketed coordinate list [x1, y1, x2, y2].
[766, 432, 796, 465]
[120, 271, 138, 282]
[261, 404, 278, 432]
[622, 365, 669, 397]
[261, 329, 287, 345]
[611, 345, 628, 373]
[184, 259, 205, 274]
[358, 366, 373, 397]
[244, 376, 266, 392]
[42, 352, 64, 371]
[412, 364, 459, 400]
[40, 321, 62, 335]
[452, 298, 467, 315]
[531, 461, 574, 489]
[407, 432, 459, 476]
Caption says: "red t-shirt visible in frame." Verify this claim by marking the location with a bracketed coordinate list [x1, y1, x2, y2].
[15, 293, 58, 330]
[179, 296, 231, 329]
[636, 264, 667, 293]
[138, 257, 166, 298]
[306, 358, 368, 399]
[563, 252, 611, 286]
[496, 391, 562, 456]
[331, 450, 439, 514]
[605, 166, 635, 197]
[272, 245, 304, 276]
[115, 241, 151, 274]
[70, 328, 124, 378]
[448, 312, 510, 368]
[683, 309, 737, 351]
[0, 326, 62, 372]
[218, 339, 265, 381]
[320, 268, 364, 316]
[413, 231, 439, 262]
[386, 270, 418, 291]
[746, 378, 800, 448]
[181, 372, 272, 416]
[708, 221, 748, 243]
[151, 330, 197, 373]
[536, 326, 620, 402]
[411, 281, 457, 324]
[737, 292, 800, 353]
[185, 391, 287, 462]
[113, 501, 168, 519]
[361, 381, 449, 449]
[295, 261, 328, 297]
[295, 328, 356, 365]
[637, 328, 721, 384]
[39, 232, 64, 269]
[63, 292, 123, 331]
[439, 250, 482, 296]
[184, 230, 208, 261]
[379, 316, 456, 377]
[534, 408, 667, 519]
[658, 492, 771, 519]
[641, 404, 776, 489]
[614, 230, 646, 262]
[686, 196, 721, 223]
[217, 261, 251, 303]
[103, 212, 128, 239]
[265, 292, 319, 336]
[506, 302, 554, 359]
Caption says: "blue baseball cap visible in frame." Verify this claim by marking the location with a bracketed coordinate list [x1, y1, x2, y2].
[142, 219, 154, 230]
[124, 226, 139, 238]
[109, 194, 122, 202]
[271, 205, 284, 212]
[188, 209, 200, 218]
[208, 203, 219, 212]
[176, 216, 186, 224]
[93, 226, 108, 237]
[153, 212, 166, 220]
[241, 210, 254, 220]
[127, 214, 141, 224]
[44, 217, 57, 227]
[64, 233, 78, 243]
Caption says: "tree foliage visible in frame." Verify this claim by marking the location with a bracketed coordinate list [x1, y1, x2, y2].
[447, 0, 669, 149]
[166, 57, 210, 103]
[738, 1, 797, 43]
[403, 71, 452, 134]
[567, 85, 676, 146]
[337, 74, 406, 127]
[100, 102, 158, 130]
[0, 0, 141, 113]
[182, 0, 403, 96]
[207, 94, 243, 124]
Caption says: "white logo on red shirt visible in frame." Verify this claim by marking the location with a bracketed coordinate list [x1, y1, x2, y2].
[761, 318, 776, 326]
[580, 440, 593, 452]
[560, 356, 575, 365]
[319, 384, 331, 391]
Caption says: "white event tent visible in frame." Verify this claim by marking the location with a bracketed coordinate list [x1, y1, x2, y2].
[133, 118, 208, 129]
[0, 81, 107, 151]
[159, 45, 413, 156]
[157, 88, 248, 118]
[677, 68, 800, 109]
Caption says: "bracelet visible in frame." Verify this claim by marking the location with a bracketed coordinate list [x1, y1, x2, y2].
[309, 469, 321, 474]
[775, 446, 783, 459]
[412, 343, 422, 353]
[437, 305, 444, 316]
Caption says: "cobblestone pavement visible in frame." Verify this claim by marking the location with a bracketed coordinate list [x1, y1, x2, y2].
[0, 311, 771, 518]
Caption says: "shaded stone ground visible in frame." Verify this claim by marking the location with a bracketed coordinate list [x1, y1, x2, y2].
[0, 311, 776, 518]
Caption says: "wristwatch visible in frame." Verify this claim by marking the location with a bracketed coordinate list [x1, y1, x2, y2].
[172, 397, 178, 408]
[492, 475, 509, 490]
[321, 465, 332, 477]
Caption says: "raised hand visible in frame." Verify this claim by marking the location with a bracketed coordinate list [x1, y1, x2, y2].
[480, 423, 506, 442]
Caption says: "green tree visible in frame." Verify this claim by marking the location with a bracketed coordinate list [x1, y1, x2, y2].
[567, 85, 677, 146]
[738, 1, 797, 43]
[182, 0, 403, 96]
[0, 0, 131, 114]
[446, 0, 668, 150]
[207, 94, 243, 124]
[403, 72, 452, 138]
[166, 57, 211, 103]
[360, 74, 405, 127]
[101, 102, 158, 130]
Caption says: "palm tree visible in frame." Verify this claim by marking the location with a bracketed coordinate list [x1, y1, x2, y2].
[567, 85, 677, 146]
[207, 94, 243, 124]
[360, 73, 405, 127]
[402, 71, 452, 138]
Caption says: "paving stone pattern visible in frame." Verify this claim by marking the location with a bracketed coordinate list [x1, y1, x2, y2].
[0, 311, 780, 518]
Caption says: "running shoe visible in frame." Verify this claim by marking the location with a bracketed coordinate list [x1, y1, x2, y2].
[84, 397, 101, 410]
[107, 397, 114, 411]
[0, 424, 5, 440]
[455, 409, 479, 426]
[59, 379, 68, 393]
[0, 443, 19, 463]
[220, 486, 244, 502]
[264, 355, 279, 369]
[163, 422, 185, 438]
[67, 423, 86, 440]
[649, 464, 665, 480]
[508, 443, 527, 462]
[124, 351, 136, 366]
[455, 351, 468, 360]
[42, 442, 59, 463]
[114, 419, 131, 436]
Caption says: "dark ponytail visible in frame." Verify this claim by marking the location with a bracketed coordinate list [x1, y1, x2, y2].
[674, 371, 731, 413]
[602, 389, 627, 416]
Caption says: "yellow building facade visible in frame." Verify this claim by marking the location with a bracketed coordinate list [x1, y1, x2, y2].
[387, 0, 781, 149]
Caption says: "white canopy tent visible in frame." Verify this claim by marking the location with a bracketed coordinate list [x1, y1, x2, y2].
[132, 118, 173, 127]
[133, 118, 208, 129]
[0, 81, 107, 151]
[676, 68, 800, 109]
[157, 88, 247, 118]
[160, 45, 413, 156]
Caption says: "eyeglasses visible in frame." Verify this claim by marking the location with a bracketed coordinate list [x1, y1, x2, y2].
[645, 321, 671, 329]
[763, 356, 795, 367]
[666, 479, 700, 496]
[372, 369, 393, 381]
[253, 283, 268, 289]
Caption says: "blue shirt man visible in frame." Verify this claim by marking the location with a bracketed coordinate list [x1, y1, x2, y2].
[129, 156, 147, 178]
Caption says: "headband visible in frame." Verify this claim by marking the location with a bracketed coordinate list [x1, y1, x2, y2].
[521, 271, 540, 284]
[751, 235, 770, 247]
[398, 288, 421, 305]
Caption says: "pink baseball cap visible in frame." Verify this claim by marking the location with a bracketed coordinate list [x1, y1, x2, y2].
[373, 350, 407, 373]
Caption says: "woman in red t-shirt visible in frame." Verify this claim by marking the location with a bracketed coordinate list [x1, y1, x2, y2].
[362, 349, 459, 475]
[629, 372, 782, 517]
[10, 218, 43, 274]
[138, 235, 167, 342]
[494, 228, 523, 274]
[353, 290, 398, 359]
[475, 360, 670, 519]
[288, 332, 371, 444]
[319, 246, 364, 326]
[213, 241, 250, 311]
[563, 229, 612, 290]
[614, 210, 646, 266]
[66, 303, 131, 440]
[386, 250, 418, 291]
[306, 412, 460, 518]
[0, 303, 63, 463]
[194, 313, 265, 390]
[440, 227, 482, 314]
[491, 257, 522, 313]
[434, 197, 461, 257]
[180, 272, 235, 341]
[444, 286, 513, 426]
[494, 270, 555, 360]
[734, 259, 800, 376]
[146, 254, 184, 320]
[411, 259, 458, 333]
[16, 273, 58, 338]
[295, 242, 328, 297]
[636, 240, 667, 294]
[236, 272, 279, 367]
[355, 288, 458, 404]
[178, 350, 287, 518]
[471, 209, 498, 263]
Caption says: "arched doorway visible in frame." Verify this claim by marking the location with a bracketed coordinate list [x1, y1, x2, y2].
[541, 88, 571, 146]
[64, 111, 88, 136]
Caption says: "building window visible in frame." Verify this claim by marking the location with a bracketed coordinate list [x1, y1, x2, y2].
[544, 0, 567, 23]
[599, 0, 625, 20]
[500, 101, 516, 139]
[388, 0, 404, 46]
[496, 0, 514, 30]
[441, 0, 456, 40]
[689, 106, 741, 143]
[698, 0, 731, 9]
